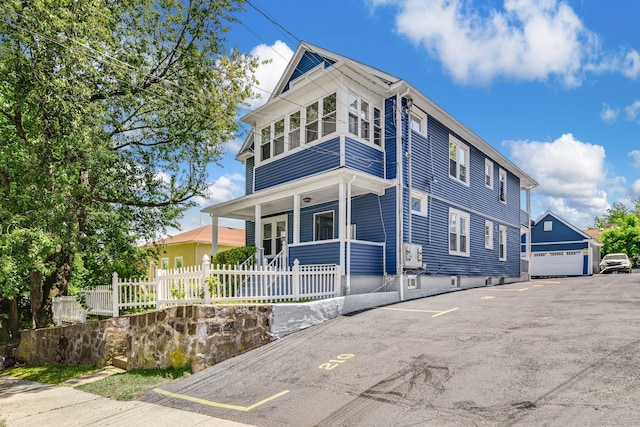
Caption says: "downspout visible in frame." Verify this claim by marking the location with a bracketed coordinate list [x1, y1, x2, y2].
[396, 88, 410, 301]
[346, 175, 356, 296]
[406, 97, 414, 244]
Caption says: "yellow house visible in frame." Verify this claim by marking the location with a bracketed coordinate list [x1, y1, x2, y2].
[150, 225, 245, 275]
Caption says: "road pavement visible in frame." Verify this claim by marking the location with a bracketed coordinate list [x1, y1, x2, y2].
[142, 274, 640, 426]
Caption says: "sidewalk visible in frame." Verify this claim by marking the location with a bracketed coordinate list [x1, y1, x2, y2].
[0, 374, 254, 427]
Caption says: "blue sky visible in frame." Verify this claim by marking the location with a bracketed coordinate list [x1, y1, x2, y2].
[178, 0, 640, 234]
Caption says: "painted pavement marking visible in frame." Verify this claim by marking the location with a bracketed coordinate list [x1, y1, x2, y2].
[380, 307, 459, 317]
[475, 287, 529, 292]
[152, 387, 289, 412]
[481, 296, 496, 300]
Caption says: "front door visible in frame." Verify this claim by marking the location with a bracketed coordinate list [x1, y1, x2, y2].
[262, 215, 287, 257]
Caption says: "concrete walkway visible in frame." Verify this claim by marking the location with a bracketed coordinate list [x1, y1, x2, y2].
[0, 374, 254, 427]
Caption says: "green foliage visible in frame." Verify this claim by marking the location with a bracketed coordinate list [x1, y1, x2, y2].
[0, 0, 257, 327]
[212, 245, 256, 266]
[4, 364, 98, 384]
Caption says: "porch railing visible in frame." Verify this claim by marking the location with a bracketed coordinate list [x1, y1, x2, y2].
[83, 255, 340, 317]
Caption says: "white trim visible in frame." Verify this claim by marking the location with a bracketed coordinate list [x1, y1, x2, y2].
[499, 225, 507, 261]
[261, 214, 288, 257]
[499, 168, 507, 204]
[410, 189, 428, 216]
[485, 220, 494, 250]
[313, 210, 335, 241]
[449, 134, 470, 186]
[174, 256, 184, 269]
[449, 207, 470, 257]
[485, 159, 494, 189]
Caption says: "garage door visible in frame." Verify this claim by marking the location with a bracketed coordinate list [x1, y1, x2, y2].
[530, 250, 586, 276]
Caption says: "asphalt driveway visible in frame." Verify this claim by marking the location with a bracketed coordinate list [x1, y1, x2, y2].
[142, 274, 640, 426]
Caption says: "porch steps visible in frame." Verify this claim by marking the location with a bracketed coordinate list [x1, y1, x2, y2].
[112, 355, 128, 371]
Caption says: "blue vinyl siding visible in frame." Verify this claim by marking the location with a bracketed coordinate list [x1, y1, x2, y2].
[351, 194, 385, 242]
[289, 241, 340, 266]
[384, 97, 397, 179]
[282, 52, 335, 93]
[255, 138, 341, 191]
[350, 242, 384, 275]
[410, 198, 520, 276]
[526, 212, 590, 253]
[300, 201, 338, 242]
[344, 137, 384, 178]
[245, 156, 254, 195]
[531, 242, 587, 252]
[246, 221, 255, 246]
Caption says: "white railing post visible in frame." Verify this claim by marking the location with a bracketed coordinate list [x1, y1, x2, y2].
[202, 254, 211, 304]
[293, 259, 300, 301]
[335, 264, 341, 297]
[112, 272, 119, 318]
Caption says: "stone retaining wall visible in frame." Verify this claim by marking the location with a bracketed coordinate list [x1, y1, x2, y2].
[18, 304, 272, 373]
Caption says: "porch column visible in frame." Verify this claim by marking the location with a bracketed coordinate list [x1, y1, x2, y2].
[254, 204, 262, 264]
[338, 181, 346, 283]
[293, 194, 300, 244]
[210, 215, 219, 257]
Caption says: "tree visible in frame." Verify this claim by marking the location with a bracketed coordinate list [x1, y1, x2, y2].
[0, 0, 257, 328]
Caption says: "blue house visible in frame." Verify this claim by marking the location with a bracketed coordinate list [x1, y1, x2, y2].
[524, 210, 601, 277]
[202, 42, 538, 297]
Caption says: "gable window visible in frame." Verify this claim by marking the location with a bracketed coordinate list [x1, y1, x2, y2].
[273, 119, 285, 156]
[411, 113, 423, 133]
[322, 93, 336, 136]
[411, 190, 428, 216]
[449, 135, 469, 185]
[314, 211, 334, 241]
[499, 225, 507, 261]
[499, 168, 507, 203]
[289, 111, 300, 149]
[544, 221, 553, 231]
[485, 159, 494, 189]
[306, 101, 319, 143]
[449, 208, 470, 257]
[261, 127, 271, 161]
[485, 220, 493, 249]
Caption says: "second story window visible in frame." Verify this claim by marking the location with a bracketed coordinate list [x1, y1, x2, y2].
[306, 101, 319, 143]
[274, 119, 285, 156]
[499, 168, 507, 203]
[289, 111, 300, 149]
[485, 159, 494, 189]
[261, 127, 271, 161]
[449, 135, 469, 185]
[348, 91, 382, 147]
[322, 93, 336, 136]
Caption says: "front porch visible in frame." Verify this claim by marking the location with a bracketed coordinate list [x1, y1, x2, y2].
[202, 167, 396, 294]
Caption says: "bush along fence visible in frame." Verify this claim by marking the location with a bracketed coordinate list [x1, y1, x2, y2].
[83, 255, 341, 318]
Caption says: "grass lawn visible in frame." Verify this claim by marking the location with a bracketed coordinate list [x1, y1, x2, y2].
[77, 367, 190, 400]
[3, 364, 98, 384]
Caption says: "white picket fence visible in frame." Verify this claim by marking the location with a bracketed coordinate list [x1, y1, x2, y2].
[52, 296, 87, 325]
[83, 255, 341, 317]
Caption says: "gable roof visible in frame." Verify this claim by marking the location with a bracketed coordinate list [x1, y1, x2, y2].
[237, 41, 537, 190]
[533, 210, 598, 243]
[155, 225, 244, 247]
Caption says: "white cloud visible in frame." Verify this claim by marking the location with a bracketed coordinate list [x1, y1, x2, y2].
[632, 179, 640, 195]
[247, 40, 294, 109]
[370, 0, 638, 87]
[630, 150, 640, 168]
[507, 133, 610, 227]
[600, 103, 619, 124]
[192, 173, 245, 206]
[624, 100, 640, 121]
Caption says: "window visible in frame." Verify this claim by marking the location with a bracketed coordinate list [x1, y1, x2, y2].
[411, 190, 428, 216]
[499, 168, 507, 203]
[544, 221, 553, 231]
[499, 225, 507, 261]
[261, 127, 271, 161]
[314, 211, 334, 241]
[373, 107, 382, 146]
[273, 119, 285, 156]
[174, 256, 184, 269]
[160, 258, 169, 270]
[262, 216, 287, 257]
[348, 91, 381, 146]
[322, 93, 336, 136]
[485, 220, 493, 249]
[485, 159, 494, 189]
[449, 208, 470, 256]
[411, 113, 422, 133]
[449, 135, 469, 184]
[306, 101, 319, 143]
[289, 111, 300, 149]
